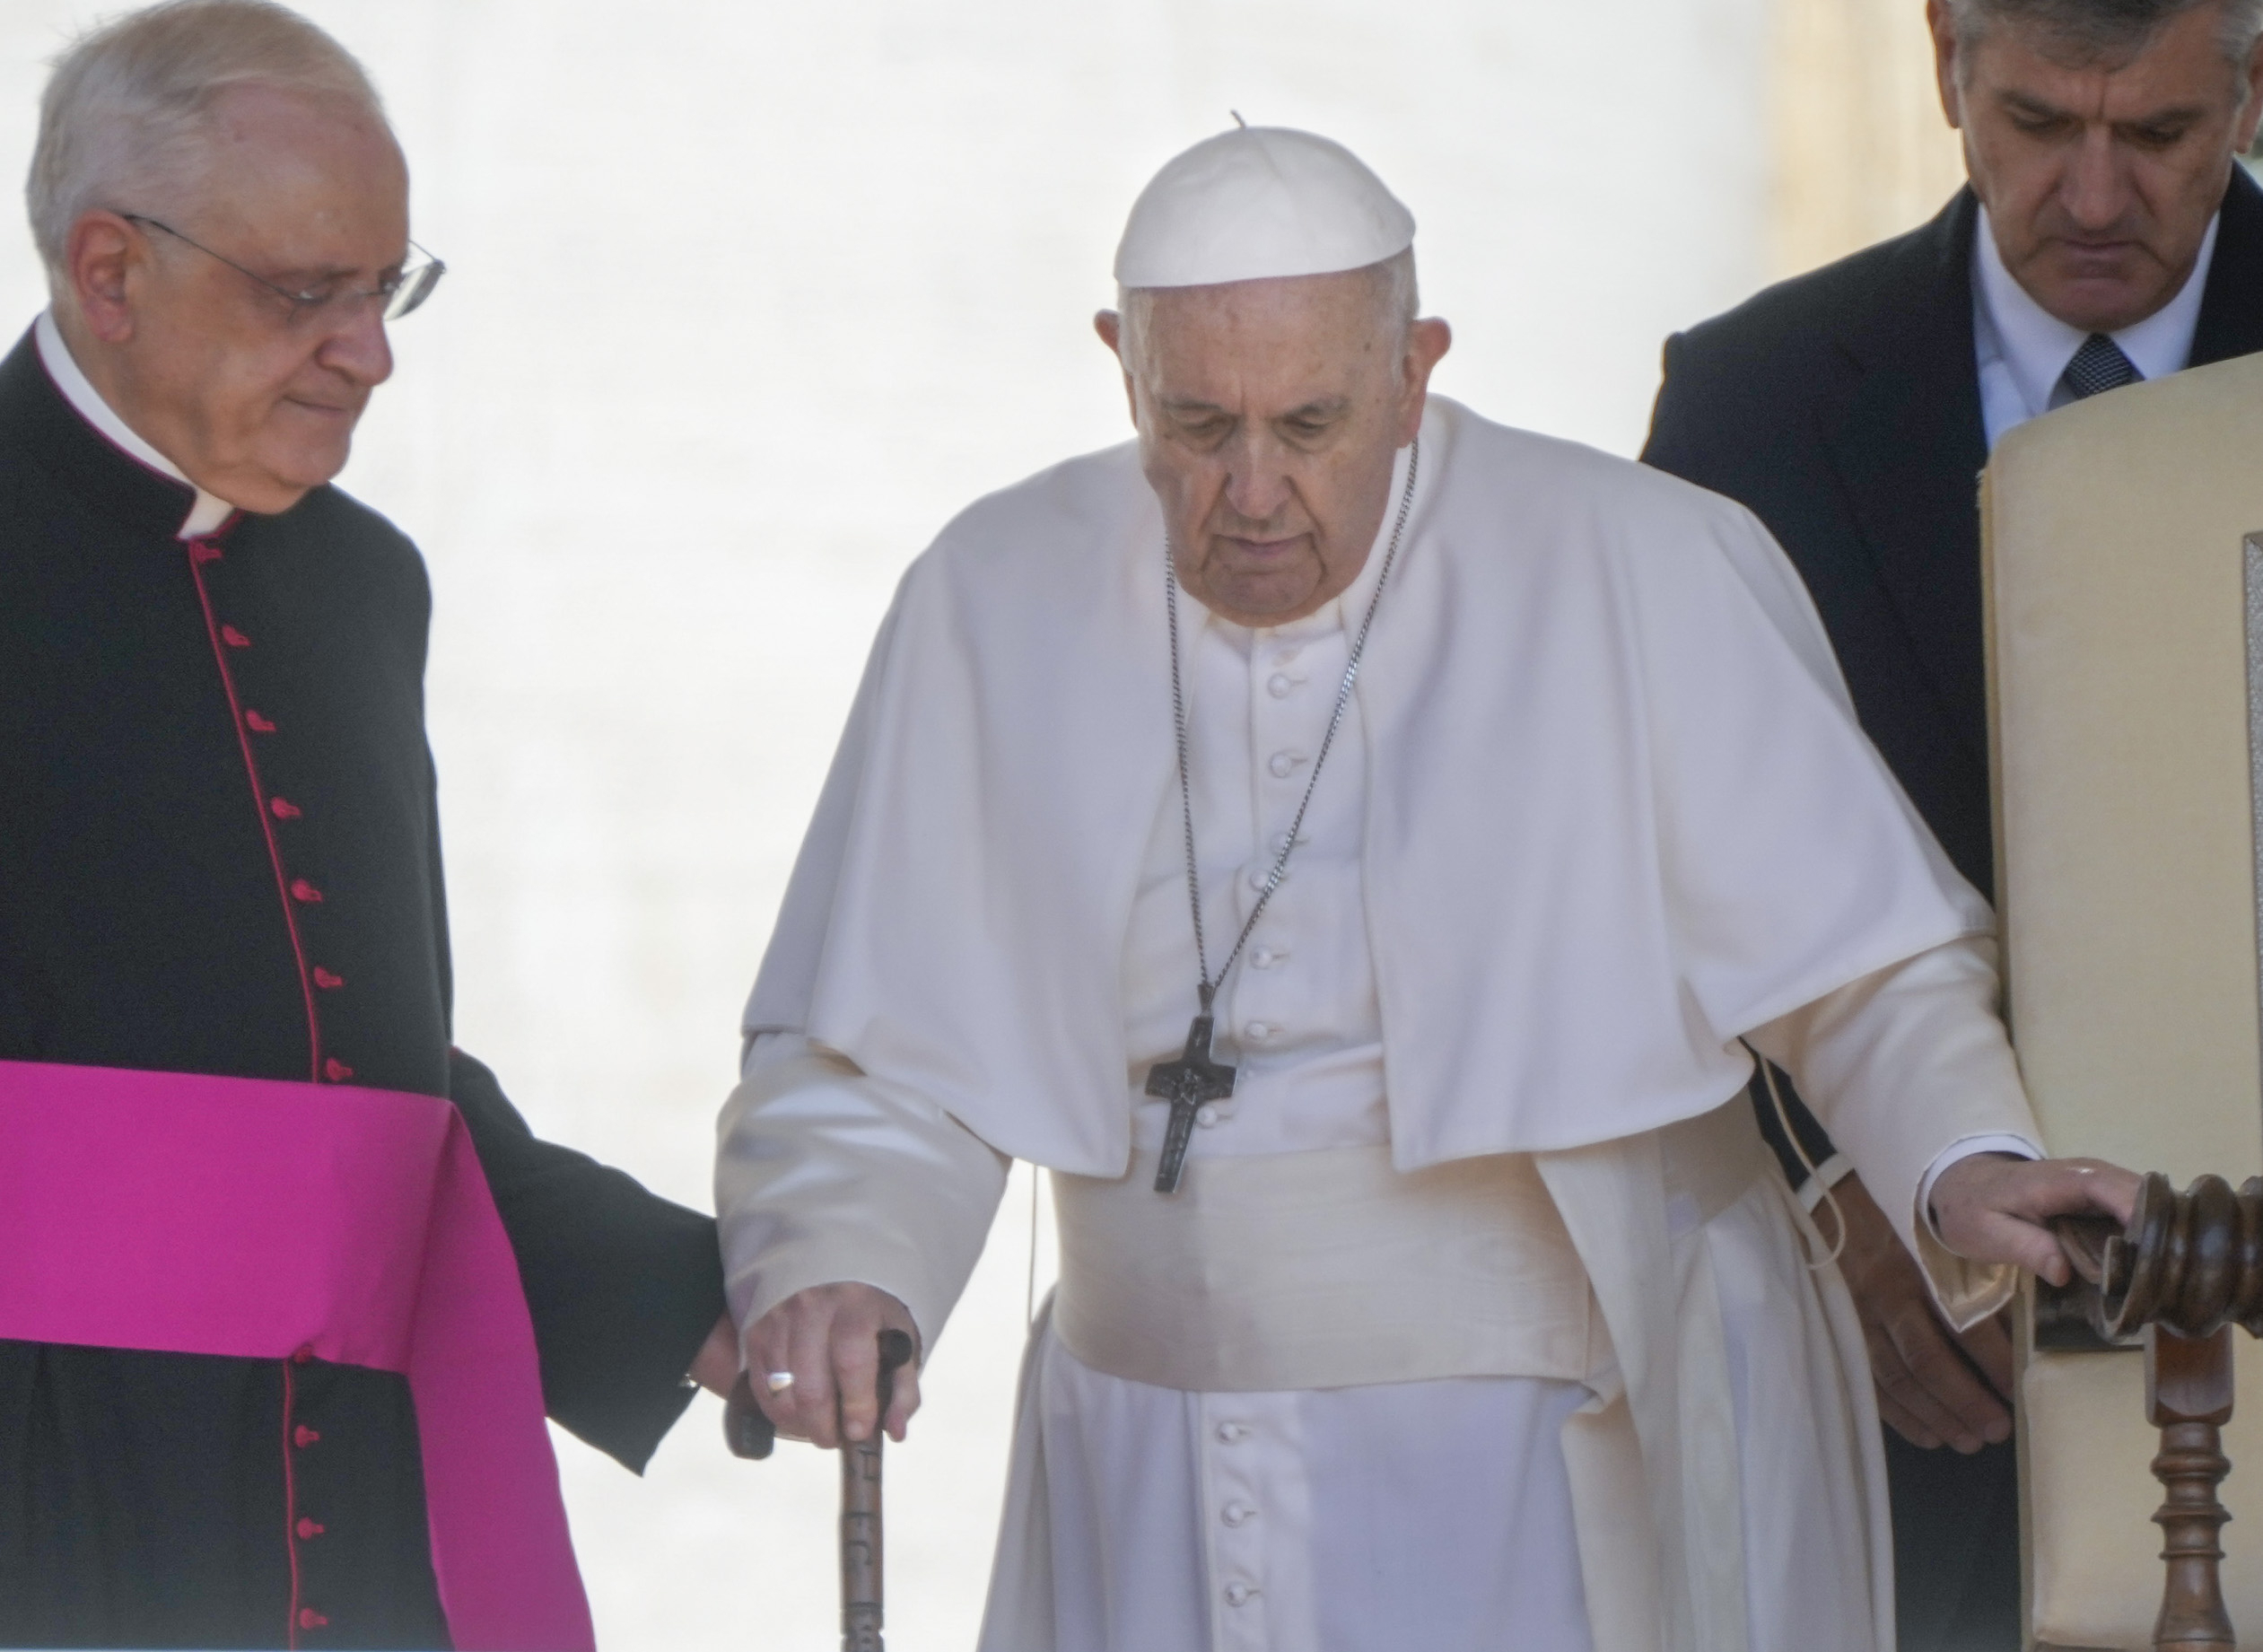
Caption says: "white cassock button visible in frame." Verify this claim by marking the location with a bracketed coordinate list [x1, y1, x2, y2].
[1244, 1022, 1271, 1042]
[1195, 1105, 1220, 1128]
[1267, 750, 1304, 778]
[1274, 646, 1301, 666]
[1216, 1422, 1249, 1443]
[1267, 673, 1294, 698]
[1225, 1582, 1259, 1606]
[1251, 946, 1283, 969]
[1222, 1501, 1256, 1527]
[1246, 865, 1287, 892]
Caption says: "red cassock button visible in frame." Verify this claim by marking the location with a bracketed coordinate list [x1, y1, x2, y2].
[269, 797, 301, 819]
[294, 1426, 320, 1448]
[297, 1517, 325, 1540]
[313, 968, 344, 990]
[298, 1608, 328, 1629]
[221, 625, 250, 648]
[324, 1059, 354, 1083]
[188, 541, 222, 566]
[245, 709, 276, 733]
[292, 1344, 314, 1365]
[291, 879, 323, 904]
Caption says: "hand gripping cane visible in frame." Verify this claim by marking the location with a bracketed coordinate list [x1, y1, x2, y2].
[725, 1329, 918, 1652]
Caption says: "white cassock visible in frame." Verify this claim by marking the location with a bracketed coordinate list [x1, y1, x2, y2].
[718, 397, 2043, 1651]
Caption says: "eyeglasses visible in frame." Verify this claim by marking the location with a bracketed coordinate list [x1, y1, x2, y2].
[122, 214, 446, 324]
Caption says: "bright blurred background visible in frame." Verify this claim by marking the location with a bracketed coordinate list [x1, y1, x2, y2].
[0, 1, 1960, 1644]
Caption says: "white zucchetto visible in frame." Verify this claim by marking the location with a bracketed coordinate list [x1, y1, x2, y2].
[1113, 126, 1417, 290]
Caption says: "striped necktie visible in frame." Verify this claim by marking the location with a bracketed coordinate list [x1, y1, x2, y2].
[2060, 332, 2141, 399]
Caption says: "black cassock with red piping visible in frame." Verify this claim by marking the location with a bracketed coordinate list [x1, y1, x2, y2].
[0, 328, 726, 1649]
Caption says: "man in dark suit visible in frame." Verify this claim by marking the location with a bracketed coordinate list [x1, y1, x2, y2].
[1643, 0, 2263, 1644]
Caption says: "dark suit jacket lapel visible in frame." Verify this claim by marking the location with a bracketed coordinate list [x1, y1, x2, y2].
[1820, 189, 1993, 765]
[2192, 165, 2263, 367]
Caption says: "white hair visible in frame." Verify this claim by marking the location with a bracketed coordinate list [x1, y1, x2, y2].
[26, 0, 387, 287]
[1116, 247, 1421, 380]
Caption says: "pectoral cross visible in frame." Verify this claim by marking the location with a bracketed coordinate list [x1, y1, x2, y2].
[1146, 1009, 1236, 1194]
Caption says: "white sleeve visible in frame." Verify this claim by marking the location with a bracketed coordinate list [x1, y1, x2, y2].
[715, 1031, 1011, 1352]
[1744, 935, 2044, 1330]
[1916, 1134, 2043, 1233]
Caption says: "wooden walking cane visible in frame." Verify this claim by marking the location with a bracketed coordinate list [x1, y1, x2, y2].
[839, 1330, 916, 1651]
[724, 1329, 918, 1652]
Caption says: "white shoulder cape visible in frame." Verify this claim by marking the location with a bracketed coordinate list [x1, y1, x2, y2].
[743, 397, 1988, 1175]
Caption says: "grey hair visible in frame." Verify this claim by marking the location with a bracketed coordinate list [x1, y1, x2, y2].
[26, 0, 386, 286]
[1943, 0, 2263, 68]
[1115, 247, 1421, 380]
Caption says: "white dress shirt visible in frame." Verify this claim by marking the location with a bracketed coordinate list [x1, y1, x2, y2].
[35, 309, 232, 538]
[1972, 205, 2217, 450]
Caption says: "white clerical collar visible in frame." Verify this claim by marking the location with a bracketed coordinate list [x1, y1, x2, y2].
[1972, 205, 2216, 439]
[35, 310, 234, 538]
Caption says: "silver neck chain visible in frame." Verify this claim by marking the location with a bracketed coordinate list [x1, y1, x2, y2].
[1164, 437, 1420, 1016]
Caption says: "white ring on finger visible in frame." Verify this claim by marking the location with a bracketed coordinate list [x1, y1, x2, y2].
[765, 1371, 796, 1394]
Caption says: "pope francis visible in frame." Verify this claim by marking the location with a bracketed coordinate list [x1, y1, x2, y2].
[716, 127, 2133, 1651]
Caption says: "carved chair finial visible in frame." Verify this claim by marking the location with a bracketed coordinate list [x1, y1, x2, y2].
[2052, 1173, 2263, 1652]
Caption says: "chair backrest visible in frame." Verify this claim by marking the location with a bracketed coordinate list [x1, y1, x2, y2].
[1984, 351, 2263, 1649]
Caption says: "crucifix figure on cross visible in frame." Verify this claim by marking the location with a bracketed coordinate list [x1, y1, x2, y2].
[1146, 1012, 1236, 1193]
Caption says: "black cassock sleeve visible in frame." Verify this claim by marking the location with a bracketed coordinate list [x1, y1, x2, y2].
[447, 1047, 726, 1473]
[1745, 1066, 1840, 1197]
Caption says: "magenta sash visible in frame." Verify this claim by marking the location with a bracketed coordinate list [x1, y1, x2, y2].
[0, 1061, 595, 1651]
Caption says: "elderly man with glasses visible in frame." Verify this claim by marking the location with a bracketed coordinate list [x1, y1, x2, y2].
[0, 4, 737, 1648]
